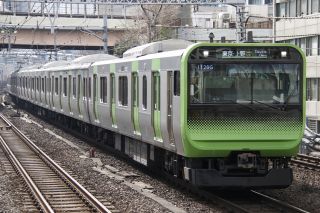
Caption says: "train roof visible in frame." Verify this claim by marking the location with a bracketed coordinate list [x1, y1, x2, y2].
[72, 54, 118, 64]
[93, 49, 186, 67]
[123, 39, 193, 58]
[42, 61, 69, 68]
[17, 54, 118, 74]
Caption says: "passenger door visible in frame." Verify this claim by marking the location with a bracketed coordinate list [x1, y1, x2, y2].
[152, 72, 162, 141]
[132, 72, 140, 135]
[68, 75, 72, 112]
[93, 74, 98, 120]
[77, 74, 82, 116]
[167, 71, 175, 145]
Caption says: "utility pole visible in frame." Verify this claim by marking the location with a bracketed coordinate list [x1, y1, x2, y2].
[46, 3, 58, 60]
[272, 0, 276, 43]
[103, 15, 108, 54]
[236, 5, 247, 42]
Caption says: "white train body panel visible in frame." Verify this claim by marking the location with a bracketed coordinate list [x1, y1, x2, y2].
[10, 50, 185, 156]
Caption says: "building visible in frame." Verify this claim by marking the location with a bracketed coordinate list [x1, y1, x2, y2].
[178, 1, 273, 42]
[276, 0, 320, 133]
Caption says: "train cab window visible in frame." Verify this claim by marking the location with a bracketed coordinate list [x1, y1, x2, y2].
[142, 75, 147, 109]
[118, 76, 128, 106]
[100, 76, 107, 103]
[174, 71, 180, 96]
[55, 78, 59, 95]
[72, 77, 76, 98]
[63, 77, 67, 96]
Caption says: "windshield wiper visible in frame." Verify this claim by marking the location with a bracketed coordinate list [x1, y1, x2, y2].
[225, 100, 258, 112]
[251, 100, 281, 110]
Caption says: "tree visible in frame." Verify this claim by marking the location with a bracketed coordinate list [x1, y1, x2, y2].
[113, 5, 181, 56]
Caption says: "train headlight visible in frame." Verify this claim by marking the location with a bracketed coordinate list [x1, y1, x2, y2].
[281, 51, 287, 58]
[203, 50, 209, 58]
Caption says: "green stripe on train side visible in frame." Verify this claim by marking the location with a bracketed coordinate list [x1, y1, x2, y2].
[132, 60, 139, 72]
[93, 66, 99, 121]
[110, 64, 116, 126]
[132, 61, 141, 135]
[180, 43, 306, 158]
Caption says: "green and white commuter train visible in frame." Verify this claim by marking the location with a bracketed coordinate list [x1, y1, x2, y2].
[8, 39, 306, 188]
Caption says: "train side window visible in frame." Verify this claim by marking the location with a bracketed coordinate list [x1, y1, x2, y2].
[83, 78, 86, 99]
[142, 75, 147, 109]
[118, 76, 128, 106]
[48, 77, 51, 93]
[88, 77, 91, 99]
[59, 77, 62, 97]
[37, 77, 40, 91]
[72, 77, 76, 98]
[41, 78, 45, 92]
[55, 78, 58, 95]
[32, 78, 35, 91]
[38, 77, 41, 91]
[174, 71, 180, 96]
[100, 76, 107, 103]
[63, 77, 67, 96]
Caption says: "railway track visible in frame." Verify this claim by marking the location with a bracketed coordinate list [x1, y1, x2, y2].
[1, 103, 311, 213]
[203, 189, 310, 213]
[159, 169, 310, 213]
[291, 154, 320, 171]
[0, 113, 116, 213]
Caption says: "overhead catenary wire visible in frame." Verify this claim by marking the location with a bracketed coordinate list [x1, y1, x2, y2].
[249, 15, 320, 20]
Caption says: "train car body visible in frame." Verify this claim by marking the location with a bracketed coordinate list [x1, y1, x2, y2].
[8, 40, 306, 188]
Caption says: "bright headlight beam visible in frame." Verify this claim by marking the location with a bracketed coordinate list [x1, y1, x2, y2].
[203, 50, 209, 58]
[281, 51, 287, 58]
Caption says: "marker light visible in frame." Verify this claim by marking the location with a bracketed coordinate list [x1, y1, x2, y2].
[203, 50, 209, 58]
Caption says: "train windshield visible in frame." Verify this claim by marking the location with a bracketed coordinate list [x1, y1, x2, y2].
[189, 63, 301, 106]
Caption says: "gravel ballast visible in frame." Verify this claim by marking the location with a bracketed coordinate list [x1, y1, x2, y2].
[1, 105, 320, 212]
[2, 107, 221, 213]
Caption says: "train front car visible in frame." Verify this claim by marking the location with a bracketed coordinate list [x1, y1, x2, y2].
[180, 43, 305, 188]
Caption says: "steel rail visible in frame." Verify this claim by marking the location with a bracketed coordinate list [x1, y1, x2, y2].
[0, 113, 112, 213]
[251, 190, 310, 213]
[0, 129, 54, 213]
